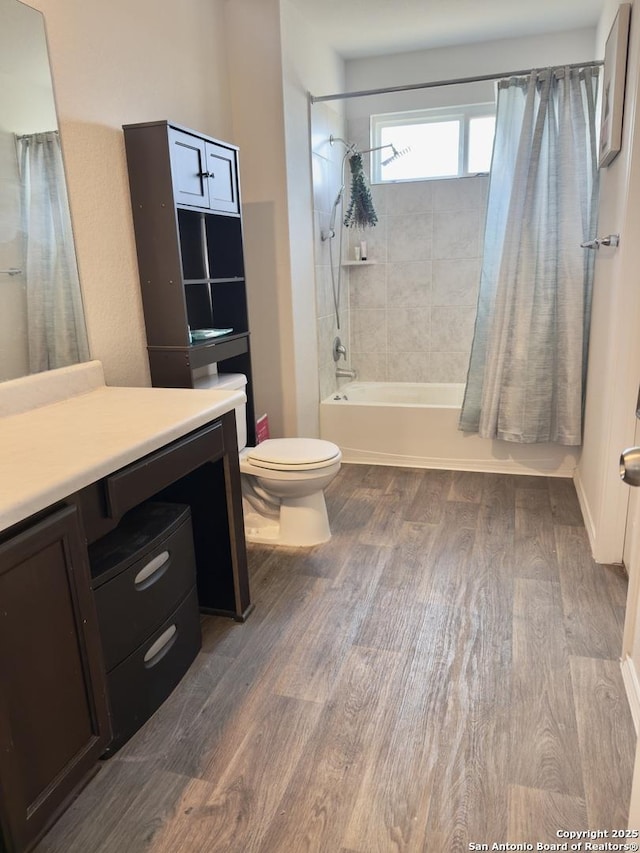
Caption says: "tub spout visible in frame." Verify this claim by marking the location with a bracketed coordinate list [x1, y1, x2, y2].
[336, 366, 357, 379]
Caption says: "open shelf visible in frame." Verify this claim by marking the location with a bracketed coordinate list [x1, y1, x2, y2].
[177, 209, 244, 280]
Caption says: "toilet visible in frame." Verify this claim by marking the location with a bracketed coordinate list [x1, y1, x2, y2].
[240, 438, 341, 546]
[203, 373, 342, 546]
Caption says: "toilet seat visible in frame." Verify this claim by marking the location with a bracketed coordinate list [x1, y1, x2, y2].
[245, 438, 341, 471]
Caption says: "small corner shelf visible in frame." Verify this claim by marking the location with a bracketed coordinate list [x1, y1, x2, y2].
[342, 260, 378, 266]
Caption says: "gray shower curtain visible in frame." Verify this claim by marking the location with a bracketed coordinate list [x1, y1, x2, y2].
[459, 66, 599, 445]
[19, 131, 89, 373]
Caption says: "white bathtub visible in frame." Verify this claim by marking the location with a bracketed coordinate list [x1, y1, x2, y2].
[320, 381, 580, 476]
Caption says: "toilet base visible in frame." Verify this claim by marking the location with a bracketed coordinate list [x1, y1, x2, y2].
[243, 490, 331, 547]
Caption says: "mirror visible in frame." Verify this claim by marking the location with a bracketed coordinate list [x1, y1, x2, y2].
[0, 0, 88, 382]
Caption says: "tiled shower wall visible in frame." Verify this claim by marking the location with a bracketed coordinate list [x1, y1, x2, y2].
[346, 175, 488, 383]
[311, 106, 489, 397]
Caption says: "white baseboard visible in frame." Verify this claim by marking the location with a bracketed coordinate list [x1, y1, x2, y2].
[573, 467, 597, 556]
[622, 655, 640, 735]
[339, 447, 577, 477]
[572, 464, 628, 565]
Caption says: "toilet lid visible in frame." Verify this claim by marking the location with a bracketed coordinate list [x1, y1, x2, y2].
[246, 438, 341, 471]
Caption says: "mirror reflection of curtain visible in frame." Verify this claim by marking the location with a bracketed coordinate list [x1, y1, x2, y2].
[459, 66, 600, 445]
[18, 131, 89, 373]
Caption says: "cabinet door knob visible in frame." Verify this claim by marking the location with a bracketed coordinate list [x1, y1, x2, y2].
[198, 171, 215, 179]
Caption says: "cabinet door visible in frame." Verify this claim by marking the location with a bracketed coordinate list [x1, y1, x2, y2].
[204, 142, 239, 214]
[169, 128, 210, 208]
[0, 505, 110, 853]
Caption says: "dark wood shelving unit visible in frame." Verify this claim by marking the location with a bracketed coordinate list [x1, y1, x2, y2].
[123, 120, 255, 444]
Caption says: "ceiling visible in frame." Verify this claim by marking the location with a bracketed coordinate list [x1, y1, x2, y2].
[288, 0, 606, 59]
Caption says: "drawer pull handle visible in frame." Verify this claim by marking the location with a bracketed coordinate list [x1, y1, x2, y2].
[134, 551, 170, 590]
[143, 624, 177, 668]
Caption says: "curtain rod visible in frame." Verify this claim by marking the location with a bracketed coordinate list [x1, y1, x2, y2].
[309, 59, 603, 104]
[15, 129, 59, 140]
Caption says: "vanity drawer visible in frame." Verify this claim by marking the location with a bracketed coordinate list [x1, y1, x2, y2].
[90, 504, 196, 672]
[104, 420, 224, 519]
[103, 586, 201, 756]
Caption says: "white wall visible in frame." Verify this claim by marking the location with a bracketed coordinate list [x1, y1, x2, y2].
[281, 0, 345, 436]
[345, 28, 598, 118]
[278, 2, 346, 416]
[576, 0, 640, 564]
[225, 0, 345, 438]
[27, 0, 233, 388]
[275, 0, 348, 435]
[224, 0, 293, 438]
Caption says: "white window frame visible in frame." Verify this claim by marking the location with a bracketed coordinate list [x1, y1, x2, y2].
[370, 103, 496, 184]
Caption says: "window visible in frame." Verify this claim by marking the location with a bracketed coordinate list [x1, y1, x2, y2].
[371, 104, 496, 183]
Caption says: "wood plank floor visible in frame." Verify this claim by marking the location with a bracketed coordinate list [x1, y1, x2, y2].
[36, 465, 636, 853]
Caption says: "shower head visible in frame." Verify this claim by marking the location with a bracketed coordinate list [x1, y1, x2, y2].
[381, 144, 410, 167]
[320, 185, 344, 241]
[328, 186, 344, 233]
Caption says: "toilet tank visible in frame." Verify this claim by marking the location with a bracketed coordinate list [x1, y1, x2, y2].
[193, 371, 247, 450]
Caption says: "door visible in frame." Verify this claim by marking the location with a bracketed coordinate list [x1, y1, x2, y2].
[204, 142, 239, 214]
[620, 411, 640, 827]
[622, 412, 640, 659]
[0, 505, 110, 852]
[168, 127, 210, 208]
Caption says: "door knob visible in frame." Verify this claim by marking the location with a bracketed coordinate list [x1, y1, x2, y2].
[620, 446, 640, 486]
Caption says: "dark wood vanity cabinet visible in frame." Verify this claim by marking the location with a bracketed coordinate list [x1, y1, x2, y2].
[123, 120, 256, 444]
[0, 409, 251, 852]
[0, 505, 110, 853]
[75, 412, 251, 622]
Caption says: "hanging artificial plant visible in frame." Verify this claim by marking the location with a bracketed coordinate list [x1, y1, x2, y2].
[343, 152, 378, 229]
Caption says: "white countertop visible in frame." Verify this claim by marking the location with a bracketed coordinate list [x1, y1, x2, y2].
[0, 362, 244, 533]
